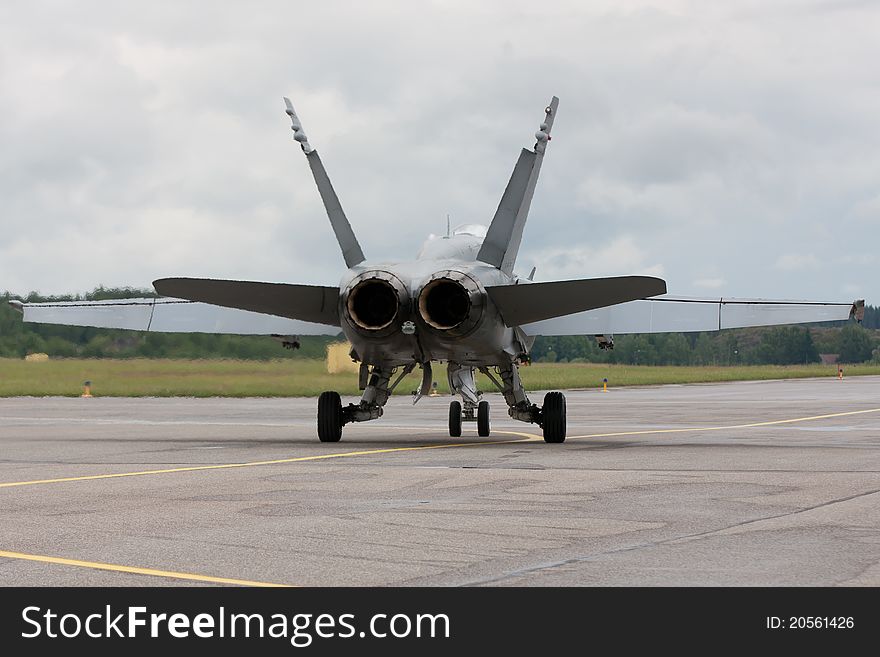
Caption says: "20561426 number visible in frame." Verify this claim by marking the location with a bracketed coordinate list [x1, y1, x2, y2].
[788, 617, 854, 629]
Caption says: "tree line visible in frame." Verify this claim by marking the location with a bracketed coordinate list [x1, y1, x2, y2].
[532, 324, 876, 365]
[1, 288, 878, 365]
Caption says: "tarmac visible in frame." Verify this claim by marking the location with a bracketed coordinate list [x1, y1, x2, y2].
[1, 376, 879, 586]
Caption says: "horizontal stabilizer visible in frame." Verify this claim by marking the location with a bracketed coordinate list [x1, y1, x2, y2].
[487, 276, 667, 327]
[13, 297, 339, 335]
[153, 278, 340, 326]
[523, 296, 863, 336]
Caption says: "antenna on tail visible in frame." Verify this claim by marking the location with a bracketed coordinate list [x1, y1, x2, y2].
[283, 97, 366, 269]
[477, 96, 559, 275]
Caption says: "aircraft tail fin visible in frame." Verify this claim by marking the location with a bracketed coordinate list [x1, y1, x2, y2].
[284, 98, 366, 268]
[477, 96, 559, 274]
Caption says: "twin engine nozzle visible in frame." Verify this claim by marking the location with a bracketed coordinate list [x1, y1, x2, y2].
[343, 270, 484, 337]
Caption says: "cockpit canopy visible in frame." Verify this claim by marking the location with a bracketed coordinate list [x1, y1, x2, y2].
[417, 224, 488, 260]
[450, 224, 487, 238]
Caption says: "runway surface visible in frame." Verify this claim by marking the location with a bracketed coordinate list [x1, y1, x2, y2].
[1, 376, 879, 586]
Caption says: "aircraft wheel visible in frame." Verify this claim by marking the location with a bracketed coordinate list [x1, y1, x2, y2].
[449, 401, 462, 437]
[542, 391, 566, 443]
[477, 400, 490, 437]
[317, 391, 344, 442]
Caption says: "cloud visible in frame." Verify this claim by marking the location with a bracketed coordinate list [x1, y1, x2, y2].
[0, 1, 878, 306]
[774, 254, 820, 271]
[526, 235, 665, 280]
[693, 277, 725, 289]
[854, 194, 880, 221]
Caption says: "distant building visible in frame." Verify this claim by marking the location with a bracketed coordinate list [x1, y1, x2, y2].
[819, 353, 840, 365]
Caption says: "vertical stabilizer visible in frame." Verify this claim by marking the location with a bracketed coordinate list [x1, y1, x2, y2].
[477, 96, 558, 274]
[283, 97, 366, 268]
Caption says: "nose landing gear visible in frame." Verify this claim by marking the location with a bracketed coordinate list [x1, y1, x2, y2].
[477, 400, 491, 437]
[449, 400, 462, 437]
[448, 399, 491, 437]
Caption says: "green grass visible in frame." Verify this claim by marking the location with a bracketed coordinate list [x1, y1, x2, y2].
[1, 358, 879, 397]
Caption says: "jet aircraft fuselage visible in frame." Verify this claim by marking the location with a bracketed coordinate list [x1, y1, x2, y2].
[339, 226, 521, 367]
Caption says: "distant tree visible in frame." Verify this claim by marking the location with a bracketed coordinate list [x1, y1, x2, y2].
[838, 324, 874, 363]
[757, 327, 819, 365]
[655, 333, 691, 365]
[693, 333, 716, 365]
[863, 305, 880, 330]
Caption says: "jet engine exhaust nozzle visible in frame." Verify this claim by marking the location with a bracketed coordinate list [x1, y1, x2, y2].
[419, 278, 471, 330]
[346, 278, 399, 331]
[417, 270, 485, 337]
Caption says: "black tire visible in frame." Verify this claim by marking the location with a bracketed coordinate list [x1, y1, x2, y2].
[542, 391, 566, 443]
[449, 401, 462, 437]
[477, 400, 490, 437]
[317, 391, 344, 442]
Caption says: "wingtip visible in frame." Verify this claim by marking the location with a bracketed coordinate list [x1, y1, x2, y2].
[852, 299, 866, 322]
[152, 278, 172, 296]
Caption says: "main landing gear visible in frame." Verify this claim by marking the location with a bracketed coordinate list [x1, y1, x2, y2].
[317, 362, 405, 442]
[479, 362, 567, 443]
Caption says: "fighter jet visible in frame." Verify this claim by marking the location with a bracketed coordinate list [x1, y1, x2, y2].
[11, 96, 864, 443]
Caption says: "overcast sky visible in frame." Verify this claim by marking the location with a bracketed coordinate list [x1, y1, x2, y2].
[1, 0, 878, 302]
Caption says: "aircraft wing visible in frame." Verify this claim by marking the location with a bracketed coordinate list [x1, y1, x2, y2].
[9, 297, 340, 336]
[522, 296, 864, 336]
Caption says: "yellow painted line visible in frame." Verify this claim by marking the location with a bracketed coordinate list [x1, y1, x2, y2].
[0, 549, 290, 587]
[568, 407, 880, 440]
[1, 405, 873, 490]
[0, 431, 538, 490]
